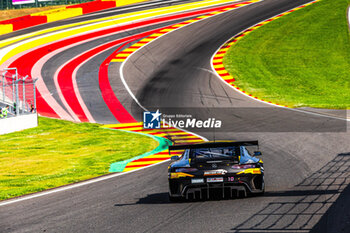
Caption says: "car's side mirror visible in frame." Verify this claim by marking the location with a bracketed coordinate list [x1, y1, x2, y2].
[171, 156, 180, 161]
[254, 151, 262, 156]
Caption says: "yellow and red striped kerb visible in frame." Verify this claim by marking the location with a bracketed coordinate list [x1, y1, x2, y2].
[111, 0, 260, 63]
[104, 122, 204, 172]
[212, 0, 320, 108]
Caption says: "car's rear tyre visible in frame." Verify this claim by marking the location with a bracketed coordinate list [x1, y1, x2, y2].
[260, 175, 265, 194]
[255, 176, 265, 196]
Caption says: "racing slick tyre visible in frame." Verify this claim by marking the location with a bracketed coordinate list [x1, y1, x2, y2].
[258, 175, 265, 195]
[256, 176, 265, 196]
[261, 175, 265, 194]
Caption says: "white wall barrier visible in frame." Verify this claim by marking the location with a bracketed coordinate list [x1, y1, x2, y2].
[0, 114, 38, 135]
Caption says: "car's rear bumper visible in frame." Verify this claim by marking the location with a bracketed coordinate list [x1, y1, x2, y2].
[169, 174, 264, 199]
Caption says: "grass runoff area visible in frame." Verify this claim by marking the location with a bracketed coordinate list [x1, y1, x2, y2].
[223, 0, 350, 109]
[0, 117, 158, 200]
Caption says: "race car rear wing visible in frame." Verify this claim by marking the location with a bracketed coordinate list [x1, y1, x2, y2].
[168, 140, 259, 151]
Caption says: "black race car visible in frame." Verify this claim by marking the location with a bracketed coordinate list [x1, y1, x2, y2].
[168, 141, 264, 201]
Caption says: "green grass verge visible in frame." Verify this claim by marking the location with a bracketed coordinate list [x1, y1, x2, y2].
[223, 0, 350, 109]
[0, 117, 158, 200]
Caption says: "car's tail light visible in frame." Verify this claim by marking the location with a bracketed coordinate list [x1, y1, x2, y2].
[175, 168, 198, 173]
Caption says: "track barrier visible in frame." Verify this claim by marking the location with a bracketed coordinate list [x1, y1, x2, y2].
[0, 0, 148, 35]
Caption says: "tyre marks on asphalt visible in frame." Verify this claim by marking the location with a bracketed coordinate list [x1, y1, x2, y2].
[1, 13, 199, 120]
[0, 1, 250, 122]
[111, 0, 261, 63]
[54, 29, 162, 122]
[94, 1, 263, 123]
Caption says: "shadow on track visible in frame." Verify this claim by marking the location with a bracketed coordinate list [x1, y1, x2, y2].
[114, 193, 170, 206]
[228, 153, 350, 233]
[115, 153, 349, 212]
[114, 190, 341, 207]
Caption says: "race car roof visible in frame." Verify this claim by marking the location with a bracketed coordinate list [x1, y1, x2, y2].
[169, 140, 258, 151]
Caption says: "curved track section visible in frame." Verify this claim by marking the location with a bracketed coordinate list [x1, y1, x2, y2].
[122, 0, 349, 184]
[1, 0, 242, 122]
[0, 0, 349, 232]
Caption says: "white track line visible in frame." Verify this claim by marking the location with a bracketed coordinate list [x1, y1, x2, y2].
[44, 18, 199, 122]
[0, 0, 242, 121]
[29, 31, 123, 122]
[70, 44, 132, 123]
[0, 48, 74, 120]
[118, 2, 260, 139]
[348, 6, 350, 30]
[210, 0, 350, 122]
[54, 59, 89, 122]
[10, 9, 206, 121]
[0, 0, 240, 206]
[119, 0, 256, 109]
[0, 24, 147, 121]
[72, 61, 97, 123]
[32, 60, 75, 121]
[0, 0, 239, 54]
[74, 0, 188, 19]
[3, 0, 343, 208]
[0, 159, 170, 207]
[0, 0, 173, 46]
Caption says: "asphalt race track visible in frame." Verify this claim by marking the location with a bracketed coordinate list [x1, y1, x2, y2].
[1, 0, 350, 232]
